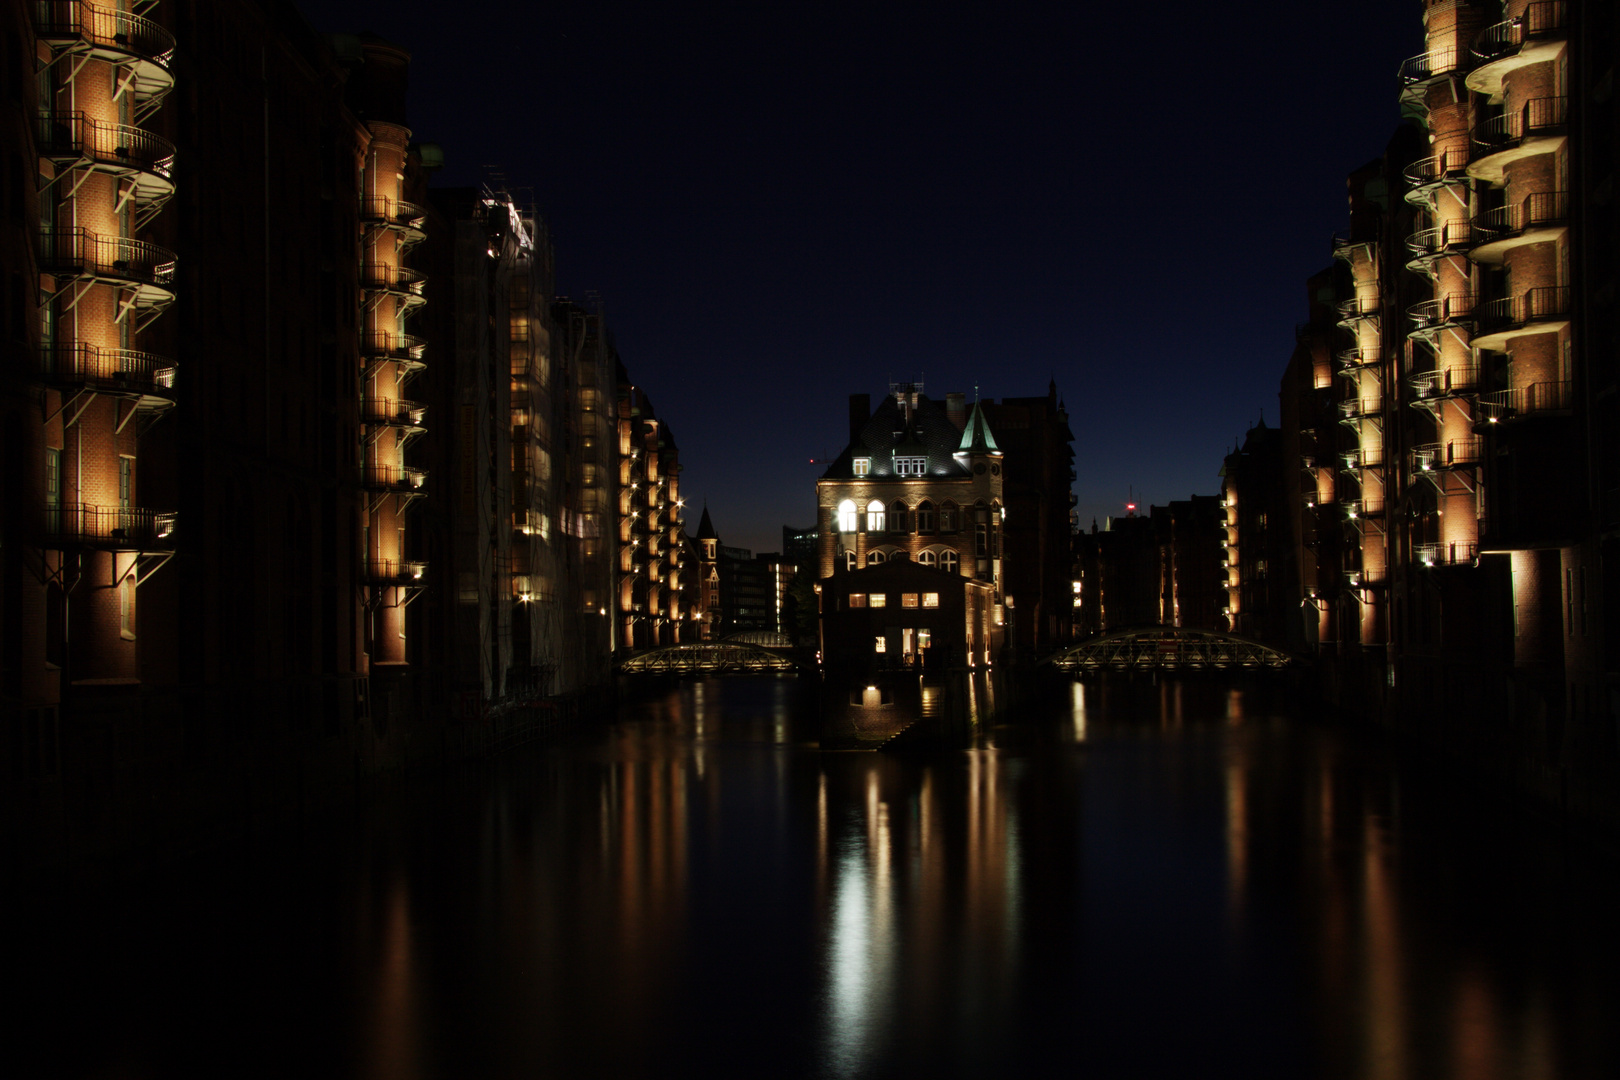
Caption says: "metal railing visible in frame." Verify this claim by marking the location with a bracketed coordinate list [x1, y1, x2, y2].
[34, 111, 175, 178]
[1399, 45, 1463, 85]
[359, 263, 426, 295]
[365, 559, 427, 584]
[42, 503, 175, 547]
[1337, 295, 1380, 321]
[1338, 398, 1381, 420]
[1336, 344, 1381, 368]
[360, 398, 427, 426]
[361, 465, 427, 491]
[358, 196, 427, 227]
[1474, 191, 1568, 238]
[1345, 498, 1385, 519]
[1345, 566, 1387, 586]
[1476, 285, 1570, 333]
[1403, 148, 1470, 188]
[1475, 96, 1567, 150]
[38, 228, 176, 287]
[1407, 293, 1475, 327]
[1406, 220, 1474, 257]
[1414, 541, 1479, 567]
[40, 342, 176, 395]
[1475, 380, 1572, 422]
[1410, 366, 1479, 399]
[1472, 2, 1567, 61]
[1342, 445, 1386, 469]
[33, 1, 176, 66]
[1411, 439, 1483, 472]
[360, 331, 426, 360]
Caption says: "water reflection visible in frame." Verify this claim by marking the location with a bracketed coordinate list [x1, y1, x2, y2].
[8, 674, 1619, 1079]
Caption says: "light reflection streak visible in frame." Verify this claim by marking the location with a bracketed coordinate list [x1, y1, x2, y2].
[1071, 681, 1088, 742]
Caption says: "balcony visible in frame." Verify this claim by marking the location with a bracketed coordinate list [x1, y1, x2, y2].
[1404, 221, 1474, 277]
[360, 262, 427, 308]
[32, 2, 175, 112]
[1472, 285, 1570, 349]
[1469, 97, 1567, 184]
[361, 331, 427, 365]
[1409, 366, 1478, 401]
[359, 197, 428, 244]
[1336, 343, 1381, 369]
[1414, 541, 1479, 568]
[1345, 498, 1385, 520]
[1406, 293, 1475, 342]
[1475, 380, 1572, 425]
[365, 559, 427, 586]
[361, 465, 427, 493]
[1338, 397, 1382, 422]
[1341, 445, 1385, 471]
[1335, 295, 1380, 331]
[1403, 148, 1470, 206]
[34, 112, 175, 223]
[43, 503, 175, 549]
[1468, 3, 1568, 95]
[39, 341, 176, 399]
[1345, 566, 1387, 588]
[1398, 45, 1465, 86]
[1470, 191, 1568, 263]
[1411, 439, 1483, 473]
[361, 397, 426, 429]
[39, 228, 176, 297]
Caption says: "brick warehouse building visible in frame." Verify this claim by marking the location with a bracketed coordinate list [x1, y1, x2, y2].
[0, 0, 636, 869]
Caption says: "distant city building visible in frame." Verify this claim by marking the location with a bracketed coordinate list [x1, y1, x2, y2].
[1221, 423, 1288, 643]
[616, 371, 690, 651]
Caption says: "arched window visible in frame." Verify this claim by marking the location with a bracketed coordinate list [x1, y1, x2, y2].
[917, 549, 938, 568]
[889, 500, 908, 533]
[866, 499, 885, 532]
[844, 550, 857, 571]
[939, 501, 958, 533]
[867, 549, 886, 566]
[941, 550, 960, 575]
[837, 499, 857, 533]
[916, 500, 935, 534]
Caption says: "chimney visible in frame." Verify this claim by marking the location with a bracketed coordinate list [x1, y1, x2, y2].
[946, 392, 966, 430]
[848, 394, 869, 444]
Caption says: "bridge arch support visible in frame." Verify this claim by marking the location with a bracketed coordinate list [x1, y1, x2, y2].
[1047, 628, 1294, 673]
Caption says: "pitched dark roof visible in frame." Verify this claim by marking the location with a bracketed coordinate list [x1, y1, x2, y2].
[696, 506, 718, 540]
[820, 393, 977, 481]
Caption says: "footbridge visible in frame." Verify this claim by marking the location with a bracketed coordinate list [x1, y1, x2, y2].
[617, 639, 802, 676]
[1046, 628, 1294, 673]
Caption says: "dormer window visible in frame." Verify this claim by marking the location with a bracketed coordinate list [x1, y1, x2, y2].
[895, 457, 926, 477]
[853, 457, 871, 477]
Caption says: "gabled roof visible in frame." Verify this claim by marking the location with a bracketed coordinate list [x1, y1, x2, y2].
[820, 393, 973, 481]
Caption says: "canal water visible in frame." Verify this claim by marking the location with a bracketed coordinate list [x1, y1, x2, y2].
[10, 673, 1620, 1079]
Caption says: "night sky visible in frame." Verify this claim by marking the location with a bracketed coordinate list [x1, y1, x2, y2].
[294, 0, 1423, 555]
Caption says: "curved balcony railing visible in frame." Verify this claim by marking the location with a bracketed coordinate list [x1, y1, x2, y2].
[42, 503, 175, 549]
[1475, 96, 1567, 151]
[359, 262, 427, 297]
[1336, 344, 1381, 368]
[359, 196, 427, 228]
[34, 111, 175, 179]
[1473, 191, 1567, 239]
[1407, 293, 1475, 329]
[1336, 296, 1380, 328]
[1341, 446, 1385, 470]
[1472, 2, 1567, 62]
[40, 342, 176, 396]
[1345, 499, 1385, 520]
[1414, 541, 1479, 567]
[1406, 221, 1474, 258]
[361, 398, 427, 427]
[361, 465, 427, 492]
[1475, 381, 1571, 422]
[1338, 398, 1382, 421]
[1476, 286, 1569, 335]
[361, 331, 426, 361]
[1411, 439, 1483, 473]
[1410, 366, 1478, 400]
[1403, 148, 1470, 190]
[365, 558, 427, 585]
[1345, 566, 1387, 587]
[32, 1, 176, 66]
[38, 228, 176, 288]
[1398, 46, 1463, 85]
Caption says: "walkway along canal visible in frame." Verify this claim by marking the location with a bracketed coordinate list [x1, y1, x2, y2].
[8, 671, 1620, 1078]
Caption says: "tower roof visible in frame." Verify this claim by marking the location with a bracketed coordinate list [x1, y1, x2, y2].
[696, 506, 718, 541]
[957, 401, 1001, 455]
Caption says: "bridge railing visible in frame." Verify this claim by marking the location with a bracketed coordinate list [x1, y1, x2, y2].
[1047, 629, 1292, 672]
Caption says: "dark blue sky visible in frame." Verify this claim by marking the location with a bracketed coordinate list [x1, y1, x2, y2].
[296, 0, 1423, 554]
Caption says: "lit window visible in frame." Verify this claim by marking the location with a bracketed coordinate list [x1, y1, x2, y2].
[917, 550, 937, 567]
[867, 550, 885, 565]
[941, 551, 959, 575]
[844, 550, 856, 571]
[853, 457, 870, 477]
[837, 499, 857, 532]
[917, 629, 931, 649]
[849, 593, 867, 608]
[866, 500, 885, 532]
[874, 636, 886, 653]
[895, 456, 926, 476]
[869, 593, 887, 608]
[902, 593, 919, 608]
[923, 592, 939, 608]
